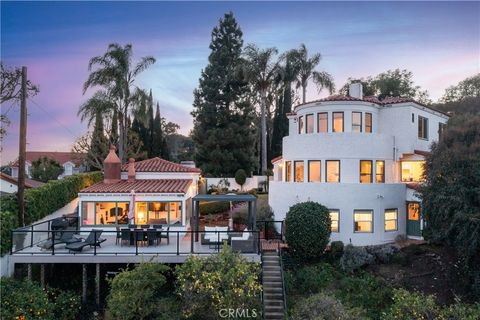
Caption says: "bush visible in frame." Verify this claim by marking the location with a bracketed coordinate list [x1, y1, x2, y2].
[384, 288, 441, 320]
[290, 292, 357, 320]
[391, 251, 409, 266]
[366, 244, 399, 263]
[234, 169, 247, 190]
[0, 171, 102, 255]
[0, 277, 81, 320]
[285, 201, 331, 261]
[199, 201, 231, 215]
[176, 246, 262, 319]
[340, 245, 375, 273]
[440, 300, 480, 320]
[285, 263, 338, 296]
[106, 263, 171, 320]
[330, 241, 345, 259]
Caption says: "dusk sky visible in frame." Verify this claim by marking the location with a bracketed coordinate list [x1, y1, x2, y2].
[1, 1, 479, 165]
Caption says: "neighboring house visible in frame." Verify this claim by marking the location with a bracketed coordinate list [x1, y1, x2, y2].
[0, 172, 45, 195]
[77, 146, 201, 230]
[10, 151, 87, 179]
[269, 83, 449, 246]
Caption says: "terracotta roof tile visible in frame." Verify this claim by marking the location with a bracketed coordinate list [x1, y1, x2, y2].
[11, 151, 86, 167]
[79, 179, 192, 194]
[121, 157, 201, 173]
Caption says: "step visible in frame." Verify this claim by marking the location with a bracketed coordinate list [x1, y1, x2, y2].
[264, 299, 284, 306]
[263, 251, 280, 255]
[263, 286, 283, 293]
[263, 256, 280, 260]
[265, 305, 284, 312]
[263, 270, 281, 275]
[264, 292, 284, 298]
[263, 276, 282, 281]
[264, 312, 284, 320]
[263, 265, 281, 270]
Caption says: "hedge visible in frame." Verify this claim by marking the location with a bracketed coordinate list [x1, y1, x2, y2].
[0, 172, 102, 255]
[199, 201, 231, 215]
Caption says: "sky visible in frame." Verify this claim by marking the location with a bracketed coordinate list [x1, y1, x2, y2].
[1, 1, 479, 165]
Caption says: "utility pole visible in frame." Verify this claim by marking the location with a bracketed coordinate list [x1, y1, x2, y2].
[17, 66, 27, 227]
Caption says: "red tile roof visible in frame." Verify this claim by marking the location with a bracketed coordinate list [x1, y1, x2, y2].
[121, 157, 201, 173]
[271, 156, 282, 164]
[10, 151, 86, 167]
[79, 179, 192, 194]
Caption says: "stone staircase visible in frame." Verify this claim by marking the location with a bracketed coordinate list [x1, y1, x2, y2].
[262, 251, 285, 320]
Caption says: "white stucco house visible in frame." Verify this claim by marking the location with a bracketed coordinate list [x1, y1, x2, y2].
[78, 146, 200, 231]
[269, 83, 449, 246]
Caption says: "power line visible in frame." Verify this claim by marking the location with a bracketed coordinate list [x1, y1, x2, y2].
[1, 101, 18, 116]
[28, 98, 79, 138]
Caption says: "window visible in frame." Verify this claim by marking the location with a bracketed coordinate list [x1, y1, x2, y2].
[136, 201, 183, 225]
[376, 160, 385, 183]
[285, 161, 292, 182]
[318, 113, 328, 132]
[365, 113, 372, 133]
[81, 202, 95, 226]
[412, 113, 415, 123]
[332, 112, 344, 132]
[359, 160, 373, 183]
[81, 201, 130, 226]
[330, 210, 339, 232]
[418, 116, 428, 139]
[308, 160, 321, 182]
[438, 123, 446, 140]
[298, 116, 304, 134]
[305, 114, 314, 133]
[326, 160, 340, 183]
[384, 209, 398, 231]
[294, 161, 304, 182]
[352, 112, 362, 133]
[354, 210, 373, 233]
[401, 161, 425, 182]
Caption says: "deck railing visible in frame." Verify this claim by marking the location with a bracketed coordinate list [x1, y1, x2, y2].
[256, 220, 284, 241]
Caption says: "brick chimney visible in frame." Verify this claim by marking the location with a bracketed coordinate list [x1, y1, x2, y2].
[127, 158, 136, 182]
[103, 145, 121, 184]
[349, 81, 363, 99]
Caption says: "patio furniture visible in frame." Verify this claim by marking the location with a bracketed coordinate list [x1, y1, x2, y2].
[115, 227, 121, 245]
[159, 226, 170, 244]
[147, 229, 159, 246]
[65, 229, 106, 252]
[202, 226, 230, 249]
[230, 228, 256, 253]
[120, 228, 130, 246]
[134, 229, 146, 246]
[152, 224, 163, 229]
[37, 229, 80, 250]
[141, 224, 150, 229]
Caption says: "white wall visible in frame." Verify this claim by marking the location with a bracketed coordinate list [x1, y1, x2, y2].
[205, 175, 267, 192]
[0, 178, 18, 193]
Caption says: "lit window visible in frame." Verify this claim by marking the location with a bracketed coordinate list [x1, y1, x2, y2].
[332, 112, 344, 133]
[135, 202, 148, 225]
[438, 123, 446, 140]
[318, 113, 328, 132]
[376, 160, 385, 183]
[408, 203, 420, 221]
[294, 161, 304, 182]
[326, 160, 340, 183]
[81, 202, 95, 226]
[418, 116, 428, 139]
[401, 161, 425, 182]
[305, 114, 314, 134]
[330, 210, 339, 232]
[360, 160, 372, 183]
[298, 116, 304, 134]
[365, 113, 372, 133]
[308, 160, 321, 182]
[354, 210, 373, 233]
[285, 161, 292, 182]
[352, 112, 362, 133]
[384, 209, 398, 231]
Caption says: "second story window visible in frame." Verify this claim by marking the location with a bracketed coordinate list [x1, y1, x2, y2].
[294, 161, 304, 182]
[285, 161, 292, 182]
[376, 160, 385, 183]
[326, 160, 340, 183]
[308, 160, 321, 182]
[360, 160, 373, 183]
[298, 116, 304, 134]
[318, 112, 328, 132]
[365, 113, 372, 133]
[401, 161, 425, 182]
[332, 112, 344, 133]
[305, 114, 314, 134]
[418, 116, 428, 140]
[352, 112, 362, 133]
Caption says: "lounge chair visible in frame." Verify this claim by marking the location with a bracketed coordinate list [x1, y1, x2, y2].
[65, 229, 106, 252]
[159, 226, 170, 244]
[37, 229, 80, 250]
[230, 228, 256, 253]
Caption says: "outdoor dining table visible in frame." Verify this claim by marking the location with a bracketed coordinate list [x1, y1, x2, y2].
[127, 228, 162, 246]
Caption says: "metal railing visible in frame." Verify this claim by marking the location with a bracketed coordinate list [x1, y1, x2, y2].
[10, 229, 261, 256]
[256, 220, 284, 241]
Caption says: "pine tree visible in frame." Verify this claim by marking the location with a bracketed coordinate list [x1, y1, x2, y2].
[191, 12, 256, 176]
[146, 91, 155, 157]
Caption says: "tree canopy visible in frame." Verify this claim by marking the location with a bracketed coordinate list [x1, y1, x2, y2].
[31, 157, 64, 182]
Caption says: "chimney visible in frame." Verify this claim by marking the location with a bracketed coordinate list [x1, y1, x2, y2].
[127, 158, 136, 182]
[349, 81, 363, 99]
[103, 145, 121, 184]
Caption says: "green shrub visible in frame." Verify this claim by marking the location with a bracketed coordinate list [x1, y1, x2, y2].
[176, 246, 262, 319]
[366, 244, 399, 263]
[384, 288, 441, 320]
[340, 245, 375, 273]
[330, 241, 345, 259]
[285, 263, 338, 296]
[285, 201, 331, 261]
[106, 263, 171, 320]
[0, 277, 81, 320]
[0, 171, 102, 255]
[234, 169, 247, 190]
[290, 292, 358, 320]
[440, 300, 480, 320]
[391, 251, 409, 266]
[199, 201, 230, 215]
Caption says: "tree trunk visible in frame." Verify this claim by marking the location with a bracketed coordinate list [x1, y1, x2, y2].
[302, 84, 307, 104]
[260, 89, 268, 175]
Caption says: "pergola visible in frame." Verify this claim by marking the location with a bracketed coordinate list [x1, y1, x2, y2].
[191, 194, 257, 242]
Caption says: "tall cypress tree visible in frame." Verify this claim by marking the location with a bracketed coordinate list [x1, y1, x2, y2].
[146, 90, 155, 157]
[151, 102, 164, 158]
[191, 12, 256, 176]
[89, 111, 109, 169]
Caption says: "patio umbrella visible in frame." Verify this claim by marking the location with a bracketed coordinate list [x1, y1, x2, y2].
[128, 190, 136, 224]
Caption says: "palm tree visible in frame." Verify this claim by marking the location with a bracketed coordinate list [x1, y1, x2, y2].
[243, 44, 280, 175]
[83, 43, 155, 162]
[77, 90, 115, 127]
[291, 44, 335, 103]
